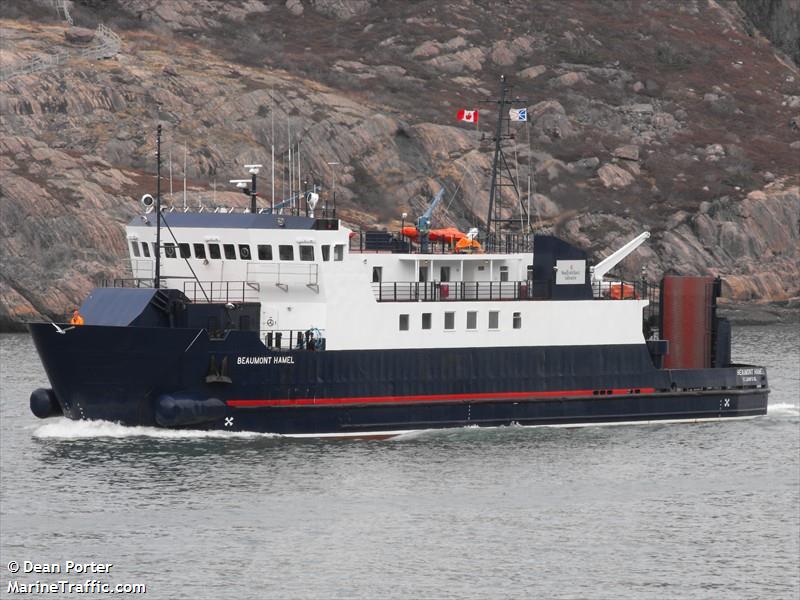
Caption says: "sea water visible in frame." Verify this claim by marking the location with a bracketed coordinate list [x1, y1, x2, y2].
[1, 324, 797, 599]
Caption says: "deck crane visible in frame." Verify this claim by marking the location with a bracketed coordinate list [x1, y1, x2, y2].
[417, 187, 445, 253]
[590, 231, 651, 297]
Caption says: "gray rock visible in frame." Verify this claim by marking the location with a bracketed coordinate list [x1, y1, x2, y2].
[629, 103, 654, 113]
[286, 0, 304, 16]
[572, 156, 599, 171]
[518, 65, 546, 80]
[411, 41, 440, 59]
[531, 193, 559, 219]
[64, 28, 95, 45]
[613, 144, 639, 161]
[597, 163, 634, 188]
[529, 100, 575, 139]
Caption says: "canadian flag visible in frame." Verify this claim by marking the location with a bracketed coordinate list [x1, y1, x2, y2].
[457, 109, 479, 123]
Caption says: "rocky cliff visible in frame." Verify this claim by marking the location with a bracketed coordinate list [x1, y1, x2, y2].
[736, 0, 800, 64]
[1, 0, 799, 330]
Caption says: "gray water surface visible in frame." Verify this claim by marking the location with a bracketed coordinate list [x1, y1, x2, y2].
[1, 324, 798, 599]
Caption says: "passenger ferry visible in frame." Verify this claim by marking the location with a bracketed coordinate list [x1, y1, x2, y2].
[28, 83, 769, 438]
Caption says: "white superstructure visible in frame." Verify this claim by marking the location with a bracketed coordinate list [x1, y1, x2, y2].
[124, 211, 649, 351]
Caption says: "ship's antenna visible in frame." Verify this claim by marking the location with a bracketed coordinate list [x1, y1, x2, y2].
[288, 119, 293, 213]
[271, 103, 275, 213]
[168, 146, 173, 206]
[526, 119, 531, 231]
[155, 124, 162, 289]
[182, 143, 187, 211]
[297, 140, 301, 214]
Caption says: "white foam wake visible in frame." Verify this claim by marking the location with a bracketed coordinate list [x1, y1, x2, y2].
[768, 402, 800, 417]
[33, 418, 279, 440]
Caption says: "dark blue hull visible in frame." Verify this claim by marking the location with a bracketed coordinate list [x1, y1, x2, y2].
[28, 323, 769, 437]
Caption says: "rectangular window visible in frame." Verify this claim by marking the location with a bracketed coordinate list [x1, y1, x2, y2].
[500, 266, 509, 282]
[466, 311, 477, 330]
[444, 312, 455, 330]
[372, 266, 382, 283]
[334, 244, 344, 261]
[224, 244, 236, 260]
[422, 313, 432, 330]
[321, 245, 331, 261]
[513, 312, 522, 329]
[179, 243, 191, 259]
[440, 266, 451, 282]
[299, 245, 314, 261]
[238, 244, 252, 260]
[130, 241, 140, 257]
[141, 242, 151, 258]
[164, 243, 177, 258]
[399, 314, 409, 331]
[489, 311, 499, 330]
[208, 244, 221, 259]
[257, 245, 272, 260]
[279, 245, 294, 261]
[193, 243, 206, 259]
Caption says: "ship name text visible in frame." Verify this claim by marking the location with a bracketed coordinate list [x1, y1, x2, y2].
[237, 356, 295, 365]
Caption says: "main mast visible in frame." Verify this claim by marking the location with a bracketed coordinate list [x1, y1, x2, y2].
[154, 124, 162, 289]
[482, 75, 530, 250]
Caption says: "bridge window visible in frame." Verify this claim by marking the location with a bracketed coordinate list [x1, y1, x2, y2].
[258, 244, 273, 260]
[444, 312, 455, 330]
[299, 245, 314, 261]
[422, 313, 431, 330]
[238, 244, 252, 260]
[279, 245, 294, 261]
[334, 244, 344, 261]
[223, 244, 236, 260]
[179, 243, 191, 259]
[321, 245, 331, 261]
[141, 242, 151, 258]
[164, 243, 177, 258]
[466, 311, 477, 330]
[130, 241, 140, 257]
[513, 312, 522, 329]
[208, 244, 221, 260]
[399, 314, 409, 331]
[193, 244, 206, 259]
[488, 311, 499, 330]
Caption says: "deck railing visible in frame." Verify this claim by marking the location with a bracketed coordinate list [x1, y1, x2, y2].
[371, 278, 658, 303]
[349, 230, 534, 255]
[183, 281, 260, 303]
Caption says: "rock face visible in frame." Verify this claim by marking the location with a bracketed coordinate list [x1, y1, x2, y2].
[1, 0, 799, 329]
[597, 164, 634, 188]
[736, 0, 800, 64]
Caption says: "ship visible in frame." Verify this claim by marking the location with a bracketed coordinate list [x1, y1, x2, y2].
[27, 78, 769, 439]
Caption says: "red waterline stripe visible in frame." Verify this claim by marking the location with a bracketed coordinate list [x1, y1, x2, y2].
[227, 388, 657, 408]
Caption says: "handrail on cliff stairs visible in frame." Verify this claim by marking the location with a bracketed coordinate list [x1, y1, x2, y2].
[0, 17, 120, 82]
